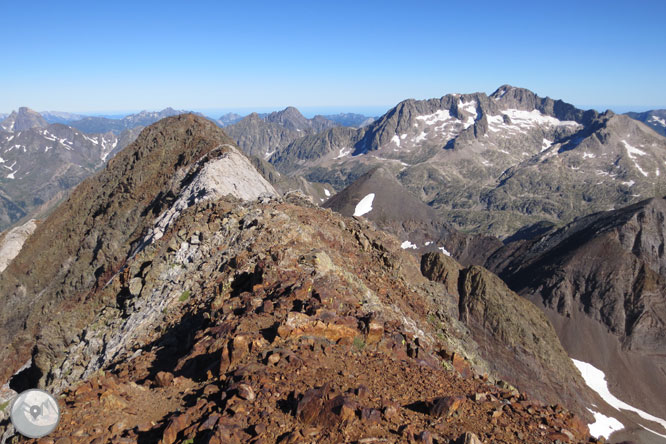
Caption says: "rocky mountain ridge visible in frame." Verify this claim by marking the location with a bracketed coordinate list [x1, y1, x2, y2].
[321, 162, 666, 442]
[0, 115, 610, 444]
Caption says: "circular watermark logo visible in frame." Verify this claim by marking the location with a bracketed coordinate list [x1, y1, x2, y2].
[10, 389, 60, 438]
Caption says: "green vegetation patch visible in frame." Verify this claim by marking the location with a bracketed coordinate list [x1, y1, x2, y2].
[353, 336, 365, 351]
[179, 290, 191, 302]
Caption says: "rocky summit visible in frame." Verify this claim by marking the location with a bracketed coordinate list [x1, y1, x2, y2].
[0, 114, 607, 444]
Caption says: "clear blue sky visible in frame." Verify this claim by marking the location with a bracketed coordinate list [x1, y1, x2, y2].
[2, 0, 665, 115]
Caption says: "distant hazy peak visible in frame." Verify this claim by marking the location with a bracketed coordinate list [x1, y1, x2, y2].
[0, 106, 48, 132]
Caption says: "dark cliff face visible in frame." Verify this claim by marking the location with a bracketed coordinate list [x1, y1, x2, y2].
[488, 197, 666, 354]
[486, 197, 666, 419]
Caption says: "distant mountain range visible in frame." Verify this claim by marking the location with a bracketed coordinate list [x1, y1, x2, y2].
[0, 106, 378, 231]
[0, 108, 137, 230]
[222, 107, 338, 159]
[40, 111, 86, 124]
[267, 86, 666, 239]
[66, 107, 188, 134]
[216, 110, 376, 129]
[625, 109, 666, 136]
[322, 112, 376, 128]
[221, 107, 376, 160]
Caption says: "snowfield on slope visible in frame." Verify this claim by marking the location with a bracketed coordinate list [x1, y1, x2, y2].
[572, 359, 666, 439]
[353, 193, 375, 217]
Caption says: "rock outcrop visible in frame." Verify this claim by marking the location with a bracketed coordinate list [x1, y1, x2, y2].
[0, 219, 37, 272]
[421, 252, 591, 415]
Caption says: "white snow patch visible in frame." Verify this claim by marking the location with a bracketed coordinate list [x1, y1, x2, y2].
[324, 188, 331, 197]
[583, 152, 596, 159]
[401, 240, 417, 250]
[649, 116, 666, 127]
[572, 359, 666, 438]
[353, 193, 375, 217]
[334, 147, 352, 159]
[622, 180, 635, 187]
[83, 134, 99, 145]
[458, 99, 478, 128]
[391, 135, 401, 147]
[425, 241, 432, 246]
[264, 150, 275, 160]
[657, 169, 660, 177]
[488, 110, 580, 136]
[6, 135, 13, 142]
[438, 247, 451, 256]
[400, 133, 407, 140]
[414, 131, 427, 143]
[542, 138, 553, 151]
[641, 424, 666, 439]
[586, 409, 625, 439]
[622, 140, 647, 157]
[622, 140, 649, 176]
[7, 170, 16, 179]
[0, 157, 4, 163]
[415, 109, 452, 125]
